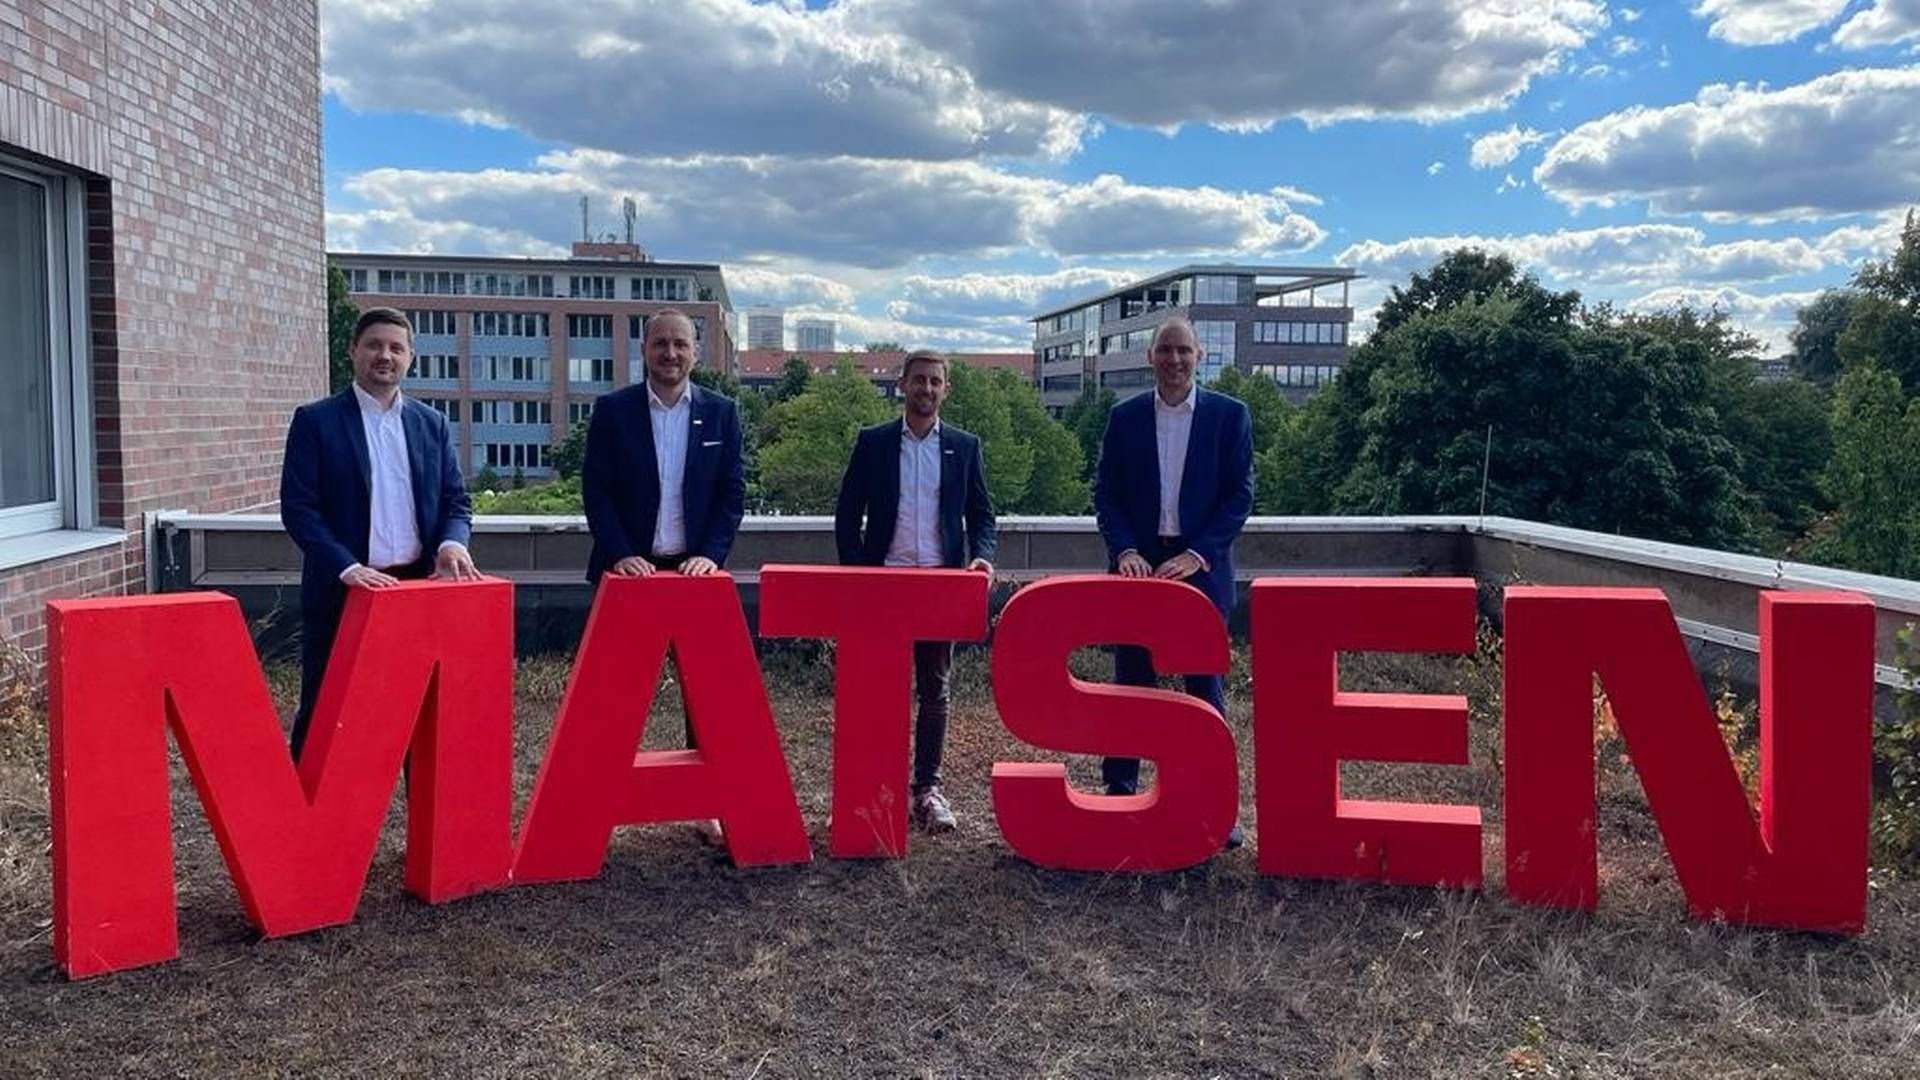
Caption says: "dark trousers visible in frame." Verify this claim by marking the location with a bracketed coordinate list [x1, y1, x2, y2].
[291, 559, 431, 761]
[911, 641, 955, 791]
[1101, 535, 1228, 796]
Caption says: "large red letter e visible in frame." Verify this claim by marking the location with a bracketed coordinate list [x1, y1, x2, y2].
[990, 576, 1237, 871]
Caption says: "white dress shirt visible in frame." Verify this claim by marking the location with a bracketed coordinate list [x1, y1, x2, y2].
[884, 420, 944, 567]
[1154, 387, 1196, 537]
[649, 383, 693, 556]
[353, 383, 423, 572]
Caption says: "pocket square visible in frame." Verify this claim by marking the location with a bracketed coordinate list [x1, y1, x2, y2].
[701, 439, 722, 447]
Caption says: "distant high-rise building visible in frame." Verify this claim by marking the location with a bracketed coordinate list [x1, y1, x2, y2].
[747, 306, 785, 350]
[795, 317, 836, 352]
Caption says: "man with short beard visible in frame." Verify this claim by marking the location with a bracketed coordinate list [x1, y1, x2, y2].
[834, 350, 997, 832]
[280, 306, 479, 761]
[1093, 316, 1253, 850]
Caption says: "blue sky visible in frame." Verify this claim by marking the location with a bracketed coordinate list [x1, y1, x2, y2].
[322, 0, 1920, 351]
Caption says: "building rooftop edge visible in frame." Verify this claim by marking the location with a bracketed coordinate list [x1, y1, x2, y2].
[1029, 263, 1363, 322]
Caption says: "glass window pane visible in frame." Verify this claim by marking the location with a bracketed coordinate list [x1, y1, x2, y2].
[0, 173, 55, 510]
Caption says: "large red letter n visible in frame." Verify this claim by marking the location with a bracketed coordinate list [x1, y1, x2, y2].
[1503, 588, 1875, 933]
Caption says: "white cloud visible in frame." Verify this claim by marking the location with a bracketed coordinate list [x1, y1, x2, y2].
[333, 152, 1325, 269]
[1497, 173, 1525, 194]
[1470, 125, 1551, 169]
[884, 268, 1142, 325]
[1611, 35, 1643, 56]
[859, 0, 1607, 127]
[1626, 285, 1823, 352]
[1428, 161, 1447, 175]
[724, 267, 860, 310]
[1833, 0, 1920, 49]
[1337, 224, 1839, 289]
[321, 0, 1085, 162]
[1534, 67, 1920, 219]
[1619, 7, 1643, 22]
[1691, 0, 1849, 45]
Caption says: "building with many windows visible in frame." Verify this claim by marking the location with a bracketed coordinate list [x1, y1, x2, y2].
[794, 317, 836, 352]
[1030, 264, 1360, 413]
[329, 245, 734, 480]
[746, 306, 785, 350]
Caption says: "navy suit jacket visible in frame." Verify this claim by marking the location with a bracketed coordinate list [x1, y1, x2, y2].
[279, 387, 473, 619]
[1092, 386, 1254, 613]
[582, 381, 746, 581]
[834, 419, 998, 568]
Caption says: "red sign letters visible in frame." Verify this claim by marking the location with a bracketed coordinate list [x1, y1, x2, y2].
[44, 571, 1876, 978]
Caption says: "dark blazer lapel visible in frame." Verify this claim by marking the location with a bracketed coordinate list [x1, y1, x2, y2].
[337, 388, 373, 495]
[938, 425, 959, 519]
[1178, 389, 1216, 533]
[691, 382, 721, 495]
[400, 401, 434, 542]
[878, 417, 905, 517]
[1136, 395, 1161, 531]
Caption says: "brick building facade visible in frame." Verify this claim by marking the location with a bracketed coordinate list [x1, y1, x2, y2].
[0, 2, 324, 667]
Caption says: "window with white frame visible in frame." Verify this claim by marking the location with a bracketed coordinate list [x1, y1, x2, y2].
[0, 157, 90, 542]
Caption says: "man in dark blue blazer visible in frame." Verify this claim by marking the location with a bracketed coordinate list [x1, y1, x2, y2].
[834, 350, 997, 831]
[280, 307, 478, 761]
[581, 309, 745, 584]
[1092, 317, 1253, 846]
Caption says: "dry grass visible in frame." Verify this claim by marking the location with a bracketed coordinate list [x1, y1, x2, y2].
[3, 632, 1920, 1077]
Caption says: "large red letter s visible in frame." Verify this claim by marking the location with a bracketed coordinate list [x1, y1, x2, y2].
[47, 582, 514, 978]
[990, 576, 1237, 871]
[1503, 588, 1875, 933]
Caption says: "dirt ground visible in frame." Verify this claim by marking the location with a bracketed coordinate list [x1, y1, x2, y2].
[3, 640, 1918, 1078]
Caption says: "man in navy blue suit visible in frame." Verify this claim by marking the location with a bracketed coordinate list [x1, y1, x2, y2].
[280, 307, 478, 761]
[581, 308, 745, 584]
[581, 307, 745, 843]
[1092, 316, 1253, 848]
[834, 350, 997, 832]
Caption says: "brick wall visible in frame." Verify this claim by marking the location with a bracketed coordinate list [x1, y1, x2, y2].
[0, 1, 324, 661]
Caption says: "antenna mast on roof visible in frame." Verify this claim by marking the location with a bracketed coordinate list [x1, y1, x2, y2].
[623, 196, 637, 246]
[579, 195, 590, 243]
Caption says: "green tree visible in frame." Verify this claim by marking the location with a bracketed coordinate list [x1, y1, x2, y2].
[1812, 364, 1920, 577]
[1838, 210, 1920, 395]
[327, 265, 359, 392]
[1325, 288, 1750, 548]
[550, 420, 588, 480]
[942, 362, 1032, 510]
[993, 367, 1087, 513]
[472, 464, 502, 493]
[474, 476, 583, 514]
[690, 366, 742, 398]
[1061, 385, 1115, 483]
[1207, 365, 1293, 454]
[1789, 288, 1858, 385]
[757, 363, 893, 512]
[772, 356, 813, 402]
[864, 341, 903, 353]
[1373, 248, 1579, 337]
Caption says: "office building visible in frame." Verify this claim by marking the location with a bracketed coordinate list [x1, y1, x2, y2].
[1031, 264, 1361, 413]
[329, 246, 735, 480]
[794, 318, 836, 352]
[747, 306, 785, 350]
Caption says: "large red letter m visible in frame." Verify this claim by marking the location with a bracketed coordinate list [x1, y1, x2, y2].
[47, 582, 514, 978]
